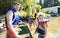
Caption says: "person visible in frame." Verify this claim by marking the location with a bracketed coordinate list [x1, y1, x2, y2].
[29, 8, 37, 31]
[36, 15, 50, 38]
[5, 2, 24, 38]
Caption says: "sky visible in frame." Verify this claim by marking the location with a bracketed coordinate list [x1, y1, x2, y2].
[58, 0, 60, 1]
[36, 0, 39, 3]
[36, 0, 44, 3]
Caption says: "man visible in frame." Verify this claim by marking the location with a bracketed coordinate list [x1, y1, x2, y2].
[6, 2, 24, 38]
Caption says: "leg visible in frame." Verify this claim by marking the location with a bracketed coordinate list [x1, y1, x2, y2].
[33, 21, 35, 27]
[30, 23, 32, 30]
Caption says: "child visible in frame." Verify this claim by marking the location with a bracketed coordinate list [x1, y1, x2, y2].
[36, 15, 50, 38]
[29, 8, 37, 31]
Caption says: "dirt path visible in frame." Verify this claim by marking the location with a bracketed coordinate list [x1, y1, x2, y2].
[46, 17, 60, 38]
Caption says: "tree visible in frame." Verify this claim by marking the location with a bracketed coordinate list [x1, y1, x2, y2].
[0, 0, 16, 15]
[0, 0, 42, 17]
[16, 0, 36, 16]
[38, 0, 58, 8]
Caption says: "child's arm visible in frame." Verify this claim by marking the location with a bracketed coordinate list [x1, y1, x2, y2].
[44, 18, 50, 22]
[46, 19, 50, 22]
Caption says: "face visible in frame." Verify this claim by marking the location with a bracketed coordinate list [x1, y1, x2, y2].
[38, 15, 44, 21]
[13, 3, 20, 11]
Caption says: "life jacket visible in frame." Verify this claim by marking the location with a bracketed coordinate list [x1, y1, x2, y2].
[5, 8, 19, 28]
[38, 21, 47, 30]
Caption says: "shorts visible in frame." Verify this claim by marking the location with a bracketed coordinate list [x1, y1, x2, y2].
[29, 18, 33, 24]
[7, 25, 18, 38]
[29, 18, 36, 24]
[38, 28, 45, 35]
[38, 29, 45, 38]
[32, 18, 35, 20]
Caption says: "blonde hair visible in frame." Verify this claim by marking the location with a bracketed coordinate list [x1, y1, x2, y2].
[32, 8, 35, 13]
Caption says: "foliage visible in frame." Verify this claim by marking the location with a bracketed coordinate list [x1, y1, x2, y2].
[32, 4, 41, 12]
[0, 0, 16, 15]
[58, 2, 60, 6]
[18, 10, 27, 17]
[38, 0, 59, 8]
[0, 0, 42, 17]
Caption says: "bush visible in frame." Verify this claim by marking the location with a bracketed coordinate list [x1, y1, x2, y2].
[0, 0, 16, 15]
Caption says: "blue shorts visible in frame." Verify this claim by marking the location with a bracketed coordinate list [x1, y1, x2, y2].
[29, 18, 33, 24]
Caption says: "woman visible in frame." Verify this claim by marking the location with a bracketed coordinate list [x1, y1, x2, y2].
[6, 2, 23, 38]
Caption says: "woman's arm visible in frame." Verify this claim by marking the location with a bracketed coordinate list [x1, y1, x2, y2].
[6, 10, 20, 38]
